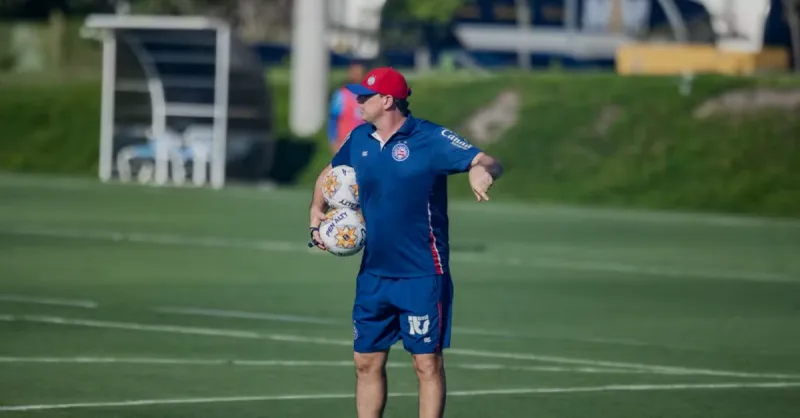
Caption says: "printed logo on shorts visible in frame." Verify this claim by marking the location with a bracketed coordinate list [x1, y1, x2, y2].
[408, 315, 430, 336]
[353, 322, 359, 340]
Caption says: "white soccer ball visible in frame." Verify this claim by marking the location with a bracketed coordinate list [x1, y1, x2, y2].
[319, 207, 366, 257]
[322, 165, 359, 210]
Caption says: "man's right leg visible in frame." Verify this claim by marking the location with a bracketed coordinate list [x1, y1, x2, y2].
[354, 350, 389, 418]
[353, 272, 399, 418]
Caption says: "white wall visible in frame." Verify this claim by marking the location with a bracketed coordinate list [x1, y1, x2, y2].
[327, 0, 387, 59]
[692, 0, 772, 52]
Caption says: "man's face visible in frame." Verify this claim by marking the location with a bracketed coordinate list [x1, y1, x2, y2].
[357, 94, 390, 123]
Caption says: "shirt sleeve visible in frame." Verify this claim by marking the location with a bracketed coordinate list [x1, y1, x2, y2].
[331, 131, 353, 167]
[433, 127, 482, 174]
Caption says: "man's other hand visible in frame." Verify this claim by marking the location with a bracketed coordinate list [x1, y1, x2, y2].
[309, 208, 329, 250]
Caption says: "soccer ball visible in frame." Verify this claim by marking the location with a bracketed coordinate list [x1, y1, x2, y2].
[322, 165, 359, 210]
[319, 207, 366, 257]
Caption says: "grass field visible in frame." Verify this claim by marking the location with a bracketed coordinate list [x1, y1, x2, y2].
[1, 172, 799, 417]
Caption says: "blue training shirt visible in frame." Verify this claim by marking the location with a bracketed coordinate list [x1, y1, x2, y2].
[331, 114, 481, 278]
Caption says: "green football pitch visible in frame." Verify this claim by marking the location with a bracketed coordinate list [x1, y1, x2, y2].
[1, 172, 799, 417]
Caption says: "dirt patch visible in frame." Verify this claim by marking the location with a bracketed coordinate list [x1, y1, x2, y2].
[693, 89, 800, 119]
[593, 105, 623, 137]
[462, 89, 521, 146]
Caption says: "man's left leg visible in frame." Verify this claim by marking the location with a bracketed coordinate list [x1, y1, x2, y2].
[394, 273, 453, 418]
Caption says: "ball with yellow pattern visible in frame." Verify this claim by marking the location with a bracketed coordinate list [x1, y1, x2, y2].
[322, 165, 360, 210]
[319, 207, 366, 257]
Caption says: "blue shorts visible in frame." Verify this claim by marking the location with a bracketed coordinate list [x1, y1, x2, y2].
[352, 272, 453, 354]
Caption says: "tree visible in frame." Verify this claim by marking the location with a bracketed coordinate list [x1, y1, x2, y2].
[0, 0, 113, 18]
[387, 0, 469, 23]
[124, 0, 469, 43]
[129, 0, 229, 15]
[404, 0, 468, 22]
[784, 0, 800, 71]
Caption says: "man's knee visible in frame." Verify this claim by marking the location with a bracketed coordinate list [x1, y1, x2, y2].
[412, 353, 444, 381]
[354, 351, 388, 377]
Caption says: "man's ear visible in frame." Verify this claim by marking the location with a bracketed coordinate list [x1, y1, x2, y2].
[384, 95, 396, 110]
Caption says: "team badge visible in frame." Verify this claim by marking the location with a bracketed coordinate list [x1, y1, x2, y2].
[392, 143, 410, 162]
[335, 226, 358, 249]
[367, 76, 376, 85]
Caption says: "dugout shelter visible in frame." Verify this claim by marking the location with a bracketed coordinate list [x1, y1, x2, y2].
[84, 14, 276, 189]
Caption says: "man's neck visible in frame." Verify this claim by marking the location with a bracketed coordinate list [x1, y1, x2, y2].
[374, 113, 407, 140]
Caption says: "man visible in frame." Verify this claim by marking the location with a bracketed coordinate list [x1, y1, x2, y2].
[308, 67, 503, 418]
[327, 61, 367, 154]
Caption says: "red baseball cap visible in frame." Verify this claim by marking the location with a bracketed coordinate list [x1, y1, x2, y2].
[346, 67, 412, 100]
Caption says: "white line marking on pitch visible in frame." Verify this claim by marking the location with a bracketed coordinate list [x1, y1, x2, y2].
[0, 294, 98, 309]
[1, 382, 799, 412]
[154, 307, 341, 325]
[1, 227, 298, 252]
[154, 306, 654, 348]
[453, 327, 649, 347]
[0, 356, 646, 375]
[2, 314, 799, 381]
[2, 227, 792, 283]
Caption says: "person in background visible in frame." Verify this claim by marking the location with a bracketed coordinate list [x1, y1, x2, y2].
[328, 61, 367, 154]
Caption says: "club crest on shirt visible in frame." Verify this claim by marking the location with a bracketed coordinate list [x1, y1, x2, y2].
[392, 143, 410, 162]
